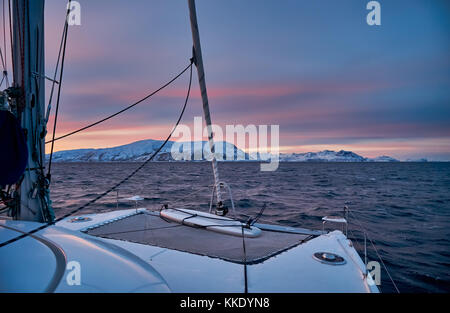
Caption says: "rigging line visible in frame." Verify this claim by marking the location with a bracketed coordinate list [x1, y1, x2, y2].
[45, 11, 66, 124]
[7, 0, 12, 82]
[45, 61, 193, 145]
[0, 44, 5, 70]
[20, 0, 24, 89]
[13, 0, 24, 92]
[0, 1, 5, 70]
[247, 203, 267, 226]
[47, 0, 71, 177]
[0, 61, 193, 249]
[1, 0, 5, 64]
[0, 9, 7, 85]
[2, 0, 6, 73]
[348, 209, 400, 293]
[1, 0, 7, 87]
[241, 226, 248, 293]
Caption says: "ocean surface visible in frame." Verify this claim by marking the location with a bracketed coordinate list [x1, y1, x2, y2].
[50, 162, 450, 293]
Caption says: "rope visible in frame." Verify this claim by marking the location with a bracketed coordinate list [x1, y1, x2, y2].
[0, 45, 5, 70]
[246, 203, 266, 226]
[2, 0, 9, 88]
[0, 0, 7, 87]
[241, 225, 248, 293]
[44, 8, 67, 125]
[47, 0, 71, 177]
[2, 1, 6, 73]
[7, 0, 12, 82]
[348, 209, 400, 293]
[45, 62, 193, 145]
[0, 61, 194, 249]
[15, 0, 24, 94]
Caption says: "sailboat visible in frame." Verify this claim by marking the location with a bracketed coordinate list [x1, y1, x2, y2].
[0, 0, 379, 293]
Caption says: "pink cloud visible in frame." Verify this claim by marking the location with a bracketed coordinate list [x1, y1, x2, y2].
[158, 80, 390, 99]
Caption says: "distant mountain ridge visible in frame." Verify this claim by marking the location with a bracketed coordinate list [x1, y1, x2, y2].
[46, 139, 247, 162]
[46, 139, 414, 162]
[278, 150, 400, 162]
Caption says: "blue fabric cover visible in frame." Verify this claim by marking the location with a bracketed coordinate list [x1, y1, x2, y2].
[0, 110, 28, 185]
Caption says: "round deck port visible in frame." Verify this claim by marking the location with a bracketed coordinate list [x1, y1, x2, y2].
[313, 252, 346, 265]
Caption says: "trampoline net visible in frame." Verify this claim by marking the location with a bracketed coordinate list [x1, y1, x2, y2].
[85, 212, 313, 264]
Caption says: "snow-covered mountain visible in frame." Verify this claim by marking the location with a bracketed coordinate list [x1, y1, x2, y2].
[278, 150, 368, 162]
[46, 139, 248, 162]
[46, 140, 402, 163]
[277, 151, 401, 162]
[405, 158, 428, 162]
[367, 155, 400, 162]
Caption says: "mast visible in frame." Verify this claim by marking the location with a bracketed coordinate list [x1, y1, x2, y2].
[12, 0, 50, 222]
[187, 0, 224, 210]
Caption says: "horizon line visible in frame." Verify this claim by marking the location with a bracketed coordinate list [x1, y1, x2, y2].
[46, 138, 446, 162]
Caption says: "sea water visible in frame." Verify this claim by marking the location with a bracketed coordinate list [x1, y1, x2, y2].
[49, 162, 450, 293]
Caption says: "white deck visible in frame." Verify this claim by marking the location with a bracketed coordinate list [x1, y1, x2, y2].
[0, 209, 379, 293]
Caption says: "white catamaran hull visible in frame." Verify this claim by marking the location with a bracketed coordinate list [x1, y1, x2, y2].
[0, 209, 379, 293]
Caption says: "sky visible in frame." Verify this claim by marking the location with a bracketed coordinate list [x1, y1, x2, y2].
[34, 0, 450, 160]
